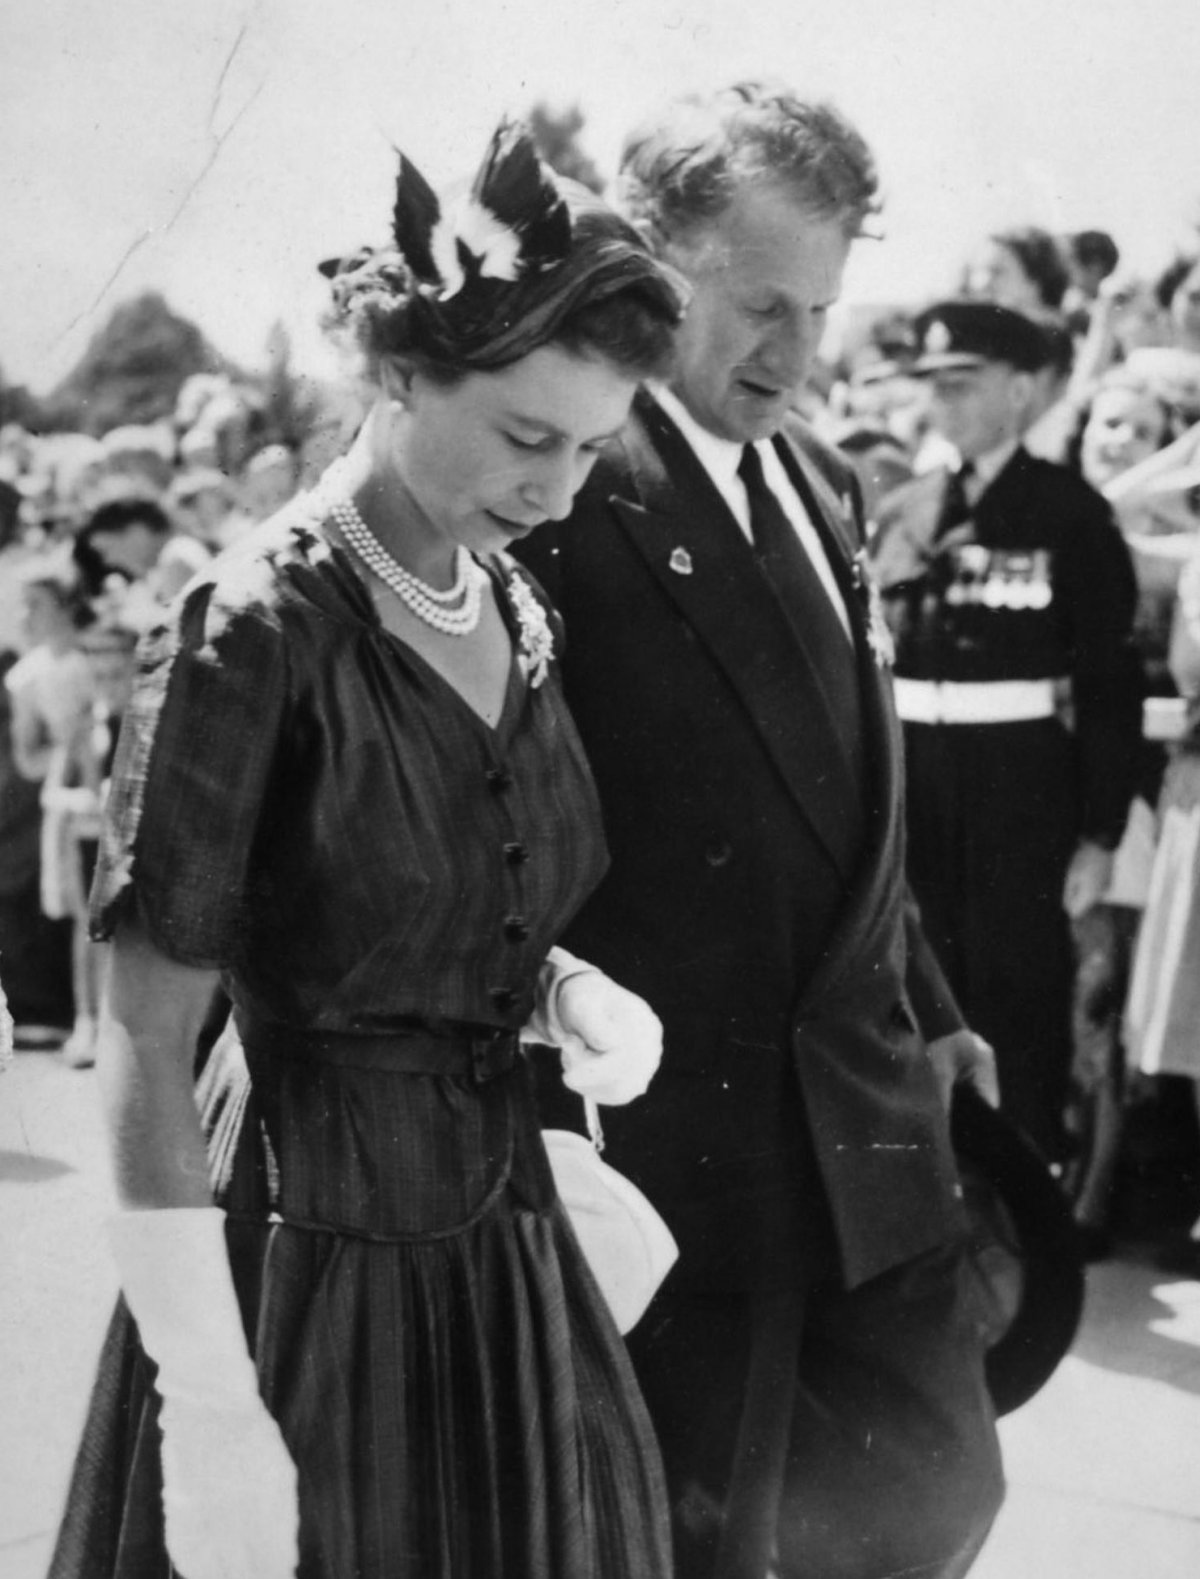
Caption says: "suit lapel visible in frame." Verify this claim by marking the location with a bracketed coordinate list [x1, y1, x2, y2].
[610, 397, 864, 879]
[772, 429, 901, 878]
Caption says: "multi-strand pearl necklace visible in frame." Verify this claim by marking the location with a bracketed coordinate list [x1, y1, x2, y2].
[322, 468, 488, 637]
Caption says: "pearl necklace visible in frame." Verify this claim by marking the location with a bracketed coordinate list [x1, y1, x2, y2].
[322, 470, 488, 637]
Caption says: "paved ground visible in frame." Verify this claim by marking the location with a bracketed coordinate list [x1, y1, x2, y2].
[4, 1047, 1200, 1578]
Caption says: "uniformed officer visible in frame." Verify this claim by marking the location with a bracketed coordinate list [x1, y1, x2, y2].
[871, 301, 1142, 1161]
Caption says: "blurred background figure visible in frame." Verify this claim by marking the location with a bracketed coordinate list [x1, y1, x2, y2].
[966, 225, 1071, 316]
[167, 467, 247, 552]
[1078, 366, 1179, 494]
[832, 420, 915, 529]
[1157, 248, 1200, 357]
[963, 225, 1080, 461]
[239, 442, 300, 522]
[97, 424, 176, 498]
[38, 612, 138, 1069]
[3, 555, 93, 1052]
[1065, 361, 1200, 1255]
[873, 301, 1143, 1166]
[73, 496, 210, 625]
[1063, 229, 1121, 332]
[1125, 539, 1200, 1276]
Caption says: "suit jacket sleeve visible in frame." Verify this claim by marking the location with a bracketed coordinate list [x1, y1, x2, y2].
[903, 884, 966, 1041]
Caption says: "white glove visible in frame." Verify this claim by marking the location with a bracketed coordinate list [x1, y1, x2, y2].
[108, 1207, 299, 1579]
[525, 949, 662, 1106]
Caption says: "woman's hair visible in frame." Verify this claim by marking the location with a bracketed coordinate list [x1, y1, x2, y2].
[988, 227, 1071, 310]
[323, 131, 686, 388]
[72, 497, 171, 598]
[618, 80, 880, 249]
[1154, 249, 1200, 311]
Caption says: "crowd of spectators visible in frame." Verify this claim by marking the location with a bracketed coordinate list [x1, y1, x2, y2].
[4, 222, 1200, 1258]
[822, 224, 1200, 1265]
[0, 371, 340, 1066]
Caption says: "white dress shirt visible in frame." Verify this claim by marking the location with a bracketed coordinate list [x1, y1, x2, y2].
[652, 385, 852, 639]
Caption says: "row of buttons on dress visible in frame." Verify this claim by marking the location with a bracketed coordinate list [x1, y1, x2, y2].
[487, 764, 528, 1012]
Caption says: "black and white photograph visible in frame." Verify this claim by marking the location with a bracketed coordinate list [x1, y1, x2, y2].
[3, 2, 1200, 1576]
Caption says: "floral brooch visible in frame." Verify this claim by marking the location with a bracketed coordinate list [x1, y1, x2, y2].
[507, 571, 555, 688]
[852, 549, 895, 669]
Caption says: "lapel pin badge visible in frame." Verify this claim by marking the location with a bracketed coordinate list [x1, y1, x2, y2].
[668, 546, 694, 576]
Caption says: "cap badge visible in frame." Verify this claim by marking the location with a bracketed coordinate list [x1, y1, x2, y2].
[924, 320, 953, 355]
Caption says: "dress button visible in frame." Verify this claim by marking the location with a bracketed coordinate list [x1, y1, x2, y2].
[490, 987, 518, 1010]
[705, 839, 733, 868]
[503, 842, 530, 865]
[504, 915, 530, 942]
[485, 768, 511, 793]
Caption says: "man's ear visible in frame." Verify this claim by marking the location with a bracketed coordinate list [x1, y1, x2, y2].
[1006, 368, 1037, 417]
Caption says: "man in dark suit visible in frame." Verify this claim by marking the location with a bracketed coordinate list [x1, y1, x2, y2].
[519, 83, 1004, 1579]
[871, 301, 1142, 1164]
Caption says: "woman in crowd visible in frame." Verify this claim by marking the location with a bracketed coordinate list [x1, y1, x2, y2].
[4, 557, 93, 1054]
[1066, 366, 1191, 1254]
[964, 225, 1081, 460]
[966, 225, 1070, 316]
[1157, 248, 1200, 358]
[1126, 537, 1200, 1275]
[49, 123, 685, 1579]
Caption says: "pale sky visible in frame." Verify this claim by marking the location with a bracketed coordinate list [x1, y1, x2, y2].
[2, 0, 1198, 393]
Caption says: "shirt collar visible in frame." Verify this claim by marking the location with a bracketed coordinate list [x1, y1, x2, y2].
[964, 438, 1020, 494]
[650, 383, 746, 496]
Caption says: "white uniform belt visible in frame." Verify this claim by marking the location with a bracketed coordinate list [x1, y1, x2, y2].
[893, 677, 1063, 725]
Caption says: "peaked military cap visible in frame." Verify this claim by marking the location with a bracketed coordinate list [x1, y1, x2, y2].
[913, 300, 1053, 374]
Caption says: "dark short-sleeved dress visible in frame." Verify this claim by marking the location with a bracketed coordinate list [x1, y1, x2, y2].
[48, 499, 672, 1579]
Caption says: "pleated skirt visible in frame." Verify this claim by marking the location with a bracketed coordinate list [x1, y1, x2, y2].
[48, 1033, 672, 1579]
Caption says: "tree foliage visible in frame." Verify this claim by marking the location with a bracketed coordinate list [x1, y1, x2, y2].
[40, 292, 229, 435]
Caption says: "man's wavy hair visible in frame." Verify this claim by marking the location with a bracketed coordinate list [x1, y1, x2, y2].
[618, 80, 881, 252]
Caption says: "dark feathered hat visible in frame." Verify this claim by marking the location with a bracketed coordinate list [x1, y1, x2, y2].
[320, 121, 683, 372]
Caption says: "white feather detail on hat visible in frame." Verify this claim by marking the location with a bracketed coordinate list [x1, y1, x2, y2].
[430, 196, 523, 300]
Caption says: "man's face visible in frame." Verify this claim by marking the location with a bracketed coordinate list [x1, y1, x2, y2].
[925, 362, 1030, 461]
[664, 184, 851, 443]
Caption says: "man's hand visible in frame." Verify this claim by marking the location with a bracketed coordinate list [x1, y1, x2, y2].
[927, 1029, 999, 1113]
[1062, 840, 1115, 920]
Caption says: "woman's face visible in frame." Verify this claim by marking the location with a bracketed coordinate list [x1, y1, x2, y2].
[1169, 259, 1200, 350]
[398, 345, 639, 555]
[967, 241, 1043, 313]
[1080, 386, 1169, 489]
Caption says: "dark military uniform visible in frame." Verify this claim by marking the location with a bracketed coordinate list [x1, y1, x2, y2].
[871, 445, 1142, 1158]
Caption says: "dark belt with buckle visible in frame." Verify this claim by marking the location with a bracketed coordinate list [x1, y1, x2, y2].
[236, 1013, 521, 1083]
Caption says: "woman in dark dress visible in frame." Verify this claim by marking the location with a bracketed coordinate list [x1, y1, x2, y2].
[49, 125, 685, 1579]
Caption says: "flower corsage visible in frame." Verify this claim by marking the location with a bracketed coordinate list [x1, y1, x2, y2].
[852, 549, 896, 669]
[507, 571, 555, 688]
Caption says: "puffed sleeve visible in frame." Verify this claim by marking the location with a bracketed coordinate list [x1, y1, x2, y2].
[89, 575, 291, 967]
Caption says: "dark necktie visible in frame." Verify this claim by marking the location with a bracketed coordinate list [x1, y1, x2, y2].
[738, 442, 866, 801]
[935, 461, 975, 539]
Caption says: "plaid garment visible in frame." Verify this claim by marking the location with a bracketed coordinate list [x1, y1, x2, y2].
[89, 500, 608, 1032]
[52, 502, 671, 1578]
